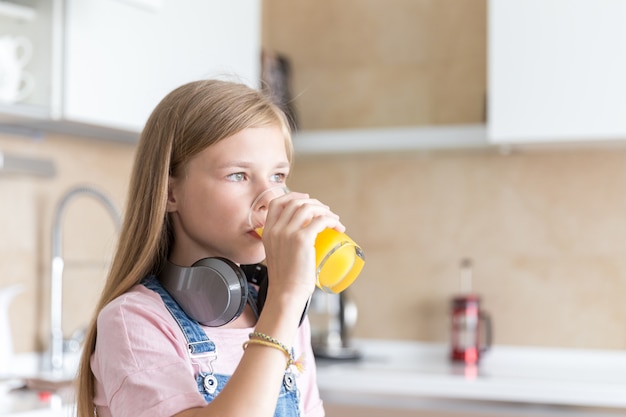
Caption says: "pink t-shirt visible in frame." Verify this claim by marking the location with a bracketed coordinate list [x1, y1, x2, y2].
[91, 284, 325, 417]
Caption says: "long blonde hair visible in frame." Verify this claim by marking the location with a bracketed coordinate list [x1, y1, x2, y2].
[76, 79, 292, 417]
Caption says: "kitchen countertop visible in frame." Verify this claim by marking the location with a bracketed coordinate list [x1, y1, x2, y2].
[4, 341, 625, 416]
[1, 352, 77, 417]
[0, 390, 72, 417]
[315, 339, 626, 415]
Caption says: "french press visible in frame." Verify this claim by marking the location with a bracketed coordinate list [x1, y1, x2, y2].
[449, 259, 492, 364]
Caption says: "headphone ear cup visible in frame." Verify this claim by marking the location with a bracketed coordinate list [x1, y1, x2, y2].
[160, 257, 248, 327]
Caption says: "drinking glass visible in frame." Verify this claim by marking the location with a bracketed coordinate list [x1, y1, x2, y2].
[249, 186, 365, 293]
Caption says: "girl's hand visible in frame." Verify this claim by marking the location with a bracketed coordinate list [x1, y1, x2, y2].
[261, 191, 345, 300]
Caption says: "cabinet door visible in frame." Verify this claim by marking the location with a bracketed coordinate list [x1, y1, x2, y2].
[62, 0, 260, 133]
[488, 0, 626, 144]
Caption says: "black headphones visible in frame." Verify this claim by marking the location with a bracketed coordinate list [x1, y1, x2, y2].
[158, 258, 308, 327]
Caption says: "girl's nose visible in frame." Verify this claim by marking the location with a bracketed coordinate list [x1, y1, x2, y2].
[248, 186, 288, 228]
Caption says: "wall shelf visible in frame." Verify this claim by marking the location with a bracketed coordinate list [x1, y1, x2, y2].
[0, 1, 36, 21]
[0, 151, 56, 177]
[292, 124, 488, 154]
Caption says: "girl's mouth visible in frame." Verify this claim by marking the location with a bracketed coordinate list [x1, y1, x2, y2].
[248, 229, 262, 240]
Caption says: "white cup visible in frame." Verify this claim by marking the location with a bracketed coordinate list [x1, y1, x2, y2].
[0, 35, 34, 103]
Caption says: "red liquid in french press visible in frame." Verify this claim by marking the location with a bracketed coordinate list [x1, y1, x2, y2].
[450, 259, 492, 364]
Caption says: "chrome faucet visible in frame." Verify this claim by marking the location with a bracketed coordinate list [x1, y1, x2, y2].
[49, 185, 121, 374]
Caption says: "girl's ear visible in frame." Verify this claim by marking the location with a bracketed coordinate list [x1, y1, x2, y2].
[166, 178, 178, 213]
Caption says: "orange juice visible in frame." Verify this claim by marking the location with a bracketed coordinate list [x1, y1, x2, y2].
[255, 227, 365, 293]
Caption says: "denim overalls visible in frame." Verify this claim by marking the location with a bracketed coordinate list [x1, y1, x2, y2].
[143, 276, 301, 417]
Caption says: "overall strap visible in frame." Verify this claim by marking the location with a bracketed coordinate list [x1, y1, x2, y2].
[143, 275, 221, 397]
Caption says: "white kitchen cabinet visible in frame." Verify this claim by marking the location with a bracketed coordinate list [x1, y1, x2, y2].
[487, 0, 626, 145]
[0, 0, 261, 141]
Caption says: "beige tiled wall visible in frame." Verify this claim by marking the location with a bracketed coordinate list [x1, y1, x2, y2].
[1, 0, 624, 356]
[0, 133, 134, 353]
[288, 149, 626, 350]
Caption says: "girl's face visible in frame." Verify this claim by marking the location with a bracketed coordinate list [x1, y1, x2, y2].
[166, 125, 290, 266]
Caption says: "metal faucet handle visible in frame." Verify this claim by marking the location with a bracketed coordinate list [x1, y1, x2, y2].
[63, 327, 87, 353]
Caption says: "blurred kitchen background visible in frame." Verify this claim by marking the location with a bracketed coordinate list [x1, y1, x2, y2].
[1, 0, 625, 360]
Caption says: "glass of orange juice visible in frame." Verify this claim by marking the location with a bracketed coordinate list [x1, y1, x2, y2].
[249, 186, 365, 293]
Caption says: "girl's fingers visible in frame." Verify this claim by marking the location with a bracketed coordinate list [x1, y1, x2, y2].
[267, 194, 343, 234]
[261, 192, 346, 296]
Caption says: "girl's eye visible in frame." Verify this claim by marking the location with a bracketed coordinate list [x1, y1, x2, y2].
[227, 172, 246, 182]
[270, 173, 287, 183]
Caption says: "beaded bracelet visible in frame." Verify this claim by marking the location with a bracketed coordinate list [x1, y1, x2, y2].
[249, 332, 290, 352]
[243, 332, 305, 372]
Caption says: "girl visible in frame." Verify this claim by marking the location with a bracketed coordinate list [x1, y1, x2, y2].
[76, 79, 344, 417]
